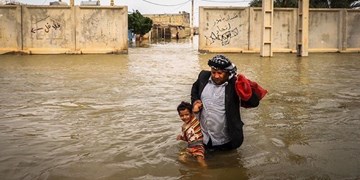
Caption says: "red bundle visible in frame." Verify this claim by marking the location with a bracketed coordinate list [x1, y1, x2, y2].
[235, 74, 268, 101]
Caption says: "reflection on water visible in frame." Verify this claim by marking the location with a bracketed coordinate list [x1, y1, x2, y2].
[0, 36, 360, 179]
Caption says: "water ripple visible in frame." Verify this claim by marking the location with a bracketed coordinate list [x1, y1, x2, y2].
[1, 42, 360, 179]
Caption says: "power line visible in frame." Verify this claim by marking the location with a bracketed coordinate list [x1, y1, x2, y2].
[172, 1, 192, 12]
[142, 0, 191, 7]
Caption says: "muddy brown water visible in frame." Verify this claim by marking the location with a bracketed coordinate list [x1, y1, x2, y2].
[1, 37, 360, 179]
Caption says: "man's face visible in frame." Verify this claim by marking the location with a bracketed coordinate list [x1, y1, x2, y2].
[211, 68, 229, 85]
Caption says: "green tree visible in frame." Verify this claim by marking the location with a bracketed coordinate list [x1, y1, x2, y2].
[249, 0, 360, 8]
[128, 10, 153, 38]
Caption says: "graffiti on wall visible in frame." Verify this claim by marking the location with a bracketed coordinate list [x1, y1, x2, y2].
[31, 18, 61, 33]
[30, 16, 64, 40]
[204, 13, 241, 46]
[31, 21, 60, 33]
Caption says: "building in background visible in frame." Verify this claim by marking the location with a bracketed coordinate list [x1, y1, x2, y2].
[144, 11, 191, 40]
[2, 0, 20, 5]
[80, 0, 100, 6]
[50, 0, 68, 6]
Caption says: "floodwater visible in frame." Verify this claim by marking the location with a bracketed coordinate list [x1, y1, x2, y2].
[0, 37, 360, 180]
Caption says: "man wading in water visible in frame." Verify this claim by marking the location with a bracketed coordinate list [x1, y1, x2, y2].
[191, 55, 266, 151]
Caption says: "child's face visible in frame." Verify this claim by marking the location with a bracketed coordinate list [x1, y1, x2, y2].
[179, 109, 193, 123]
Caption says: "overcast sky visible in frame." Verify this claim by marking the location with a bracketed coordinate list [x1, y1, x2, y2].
[14, 0, 252, 25]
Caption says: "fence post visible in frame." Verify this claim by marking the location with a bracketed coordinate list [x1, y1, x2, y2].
[260, 0, 273, 57]
[297, 0, 309, 56]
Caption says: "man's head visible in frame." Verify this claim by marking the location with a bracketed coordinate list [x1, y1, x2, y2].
[208, 55, 237, 85]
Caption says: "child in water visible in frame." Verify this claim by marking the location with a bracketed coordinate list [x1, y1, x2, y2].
[176, 101, 207, 167]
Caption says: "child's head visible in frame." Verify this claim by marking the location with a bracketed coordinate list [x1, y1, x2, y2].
[177, 101, 193, 123]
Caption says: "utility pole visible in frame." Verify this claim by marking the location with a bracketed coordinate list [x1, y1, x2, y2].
[191, 0, 194, 39]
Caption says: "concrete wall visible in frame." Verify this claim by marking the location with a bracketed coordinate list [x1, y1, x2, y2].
[199, 7, 360, 53]
[0, 5, 128, 54]
[309, 9, 340, 52]
[273, 9, 297, 52]
[76, 6, 128, 54]
[0, 5, 21, 54]
[199, 7, 249, 53]
[249, 8, 297, 53]
[346, 10, 360, 51]
[22, 5, 75, 54]
[307, 9, 360, 53]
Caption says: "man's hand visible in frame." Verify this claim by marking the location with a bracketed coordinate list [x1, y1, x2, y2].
[193, 100, 203, 113]
[235, 74, 252, 101]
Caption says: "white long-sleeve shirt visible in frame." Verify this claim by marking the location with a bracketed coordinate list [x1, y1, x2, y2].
[200, 78, 230, 146]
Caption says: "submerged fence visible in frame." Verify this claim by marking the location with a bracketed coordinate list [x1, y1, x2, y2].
[198, 7, 360, 53]
[1, 5, 359, 54]
[0, 5, 128, 54]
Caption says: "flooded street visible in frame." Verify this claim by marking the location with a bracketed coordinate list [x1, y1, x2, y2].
[0, 37, 360, 179]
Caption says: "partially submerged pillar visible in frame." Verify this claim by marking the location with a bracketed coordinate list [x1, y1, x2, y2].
[70, 0, 74, 6]
[260, 0, 273, 57]
[297, 0, 309, 56]
[191, 0, 194, 40]
[110, 0, 114, 6]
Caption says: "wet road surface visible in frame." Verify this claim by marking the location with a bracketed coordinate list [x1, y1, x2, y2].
[0, 37, 360, 179]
